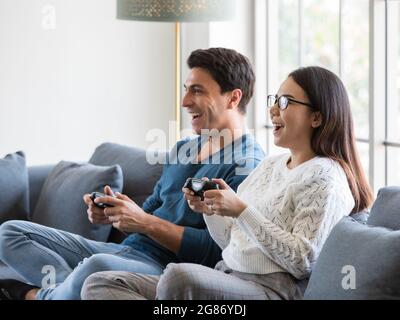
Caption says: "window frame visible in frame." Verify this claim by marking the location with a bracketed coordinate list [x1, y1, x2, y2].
[384, 0, 400, 185]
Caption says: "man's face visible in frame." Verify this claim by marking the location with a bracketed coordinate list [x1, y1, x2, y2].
[182, 67, 232, 135]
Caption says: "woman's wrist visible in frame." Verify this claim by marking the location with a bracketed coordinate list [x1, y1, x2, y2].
[233, 200, 248, 218]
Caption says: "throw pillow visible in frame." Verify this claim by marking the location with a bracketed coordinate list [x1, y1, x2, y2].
[31, 161, 123, 241]
[0, 151, 29, 223]
[367, 186, 400, 230]
[304, 216, 400, 300]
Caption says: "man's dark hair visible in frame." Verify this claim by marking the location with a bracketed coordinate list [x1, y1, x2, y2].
[187, 47, 255, 114]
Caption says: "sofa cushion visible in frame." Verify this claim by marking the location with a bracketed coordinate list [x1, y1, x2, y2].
[304, 216, 400, 300]
[0, 151, 29, 223]
[31, 161, 123, 241]
[28, 165, 55, 217]
[89, 143, 164, 206]
[367, 186, 400, 230]
[351, 210, 369, 224]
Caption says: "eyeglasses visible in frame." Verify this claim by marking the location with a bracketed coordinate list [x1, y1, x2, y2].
[267, 94, 315, 110]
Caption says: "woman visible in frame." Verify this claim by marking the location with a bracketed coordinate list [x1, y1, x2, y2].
[81, 66, 373, 300]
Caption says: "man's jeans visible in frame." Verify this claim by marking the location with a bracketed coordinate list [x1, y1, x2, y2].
[0, 220, 164, 300]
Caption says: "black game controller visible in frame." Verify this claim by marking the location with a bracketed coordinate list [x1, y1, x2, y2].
[183, 178, 219, 200]
[90, 192, 114, 209]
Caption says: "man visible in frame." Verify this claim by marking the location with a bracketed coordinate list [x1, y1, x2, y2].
[0, 47, 264, 300]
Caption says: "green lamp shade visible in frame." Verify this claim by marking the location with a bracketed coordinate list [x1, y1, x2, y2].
[117, 0, 235, 22]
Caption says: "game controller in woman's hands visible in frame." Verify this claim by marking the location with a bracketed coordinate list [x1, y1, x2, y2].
[183, 178, 219, 201]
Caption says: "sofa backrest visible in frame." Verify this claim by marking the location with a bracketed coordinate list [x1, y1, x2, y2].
[28, 143, 166, 243]
[28, 165, 55, 215]
[367, 186, 400, 230]
[88, 143, 165, 206]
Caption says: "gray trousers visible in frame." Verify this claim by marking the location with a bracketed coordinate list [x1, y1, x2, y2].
[81, 260, 307, 300]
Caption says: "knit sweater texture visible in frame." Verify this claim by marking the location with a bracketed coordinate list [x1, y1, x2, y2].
[204, 153, 355, 279]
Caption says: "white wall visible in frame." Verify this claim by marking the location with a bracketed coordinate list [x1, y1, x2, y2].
[0, 0, 175, 165]
[180, 22, 210, 135]
[209, 0, 256, 135]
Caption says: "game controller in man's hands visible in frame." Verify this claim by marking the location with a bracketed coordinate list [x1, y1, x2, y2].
[183, 178, 219, 201]
[90, 192, 114, 209]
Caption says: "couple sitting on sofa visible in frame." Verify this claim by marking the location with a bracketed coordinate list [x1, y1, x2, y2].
[0, 47, 373, 300]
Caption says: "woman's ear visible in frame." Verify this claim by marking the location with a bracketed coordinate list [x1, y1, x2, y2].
[311, 111, 322, 128]
[227, 89, 243, 110]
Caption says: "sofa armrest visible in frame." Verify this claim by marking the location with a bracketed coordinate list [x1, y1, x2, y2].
[28, 165, 54, 216]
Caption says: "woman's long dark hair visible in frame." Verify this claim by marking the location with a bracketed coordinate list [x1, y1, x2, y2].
[289, 66, 373, 213]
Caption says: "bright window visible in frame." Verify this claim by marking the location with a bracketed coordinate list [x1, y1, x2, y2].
[386, 0, 400, 185]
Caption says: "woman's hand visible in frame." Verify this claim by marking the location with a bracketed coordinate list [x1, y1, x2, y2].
[203, 179, 247, 218]
[182, 182, 214, 216]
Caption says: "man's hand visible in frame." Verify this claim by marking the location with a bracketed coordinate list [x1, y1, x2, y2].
[93, 192, 154, 234]
[83, 186, 114, 225]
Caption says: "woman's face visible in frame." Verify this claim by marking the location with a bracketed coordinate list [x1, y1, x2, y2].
[269, 76, 320, 151]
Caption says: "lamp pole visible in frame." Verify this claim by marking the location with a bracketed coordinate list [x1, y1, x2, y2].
[175, 22, 181, 141]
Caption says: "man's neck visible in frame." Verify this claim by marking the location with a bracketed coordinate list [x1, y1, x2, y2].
[197, 119, 247, 162]
[207, 119, 247, 149]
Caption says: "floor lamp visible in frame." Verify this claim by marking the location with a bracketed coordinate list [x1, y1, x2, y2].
[116, 0, 235, 140]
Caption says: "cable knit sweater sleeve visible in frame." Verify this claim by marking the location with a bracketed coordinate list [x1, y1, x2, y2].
[235, 173, 353, 279]
[203, 214, 234, 250]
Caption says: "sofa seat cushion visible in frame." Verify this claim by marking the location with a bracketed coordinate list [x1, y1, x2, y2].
[304, 216, 400, 300]
[30, 161, 123, 241]
[0, 151, 29, 223]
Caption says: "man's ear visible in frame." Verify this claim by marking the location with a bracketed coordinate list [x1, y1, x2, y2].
[227, 89, 243, 110]
[311, 111, 322, 128]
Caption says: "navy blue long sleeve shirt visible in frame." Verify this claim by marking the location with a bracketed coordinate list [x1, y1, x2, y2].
[122, 134, 265, 268]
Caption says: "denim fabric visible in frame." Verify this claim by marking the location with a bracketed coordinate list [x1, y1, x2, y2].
[0, 220, 163, 300]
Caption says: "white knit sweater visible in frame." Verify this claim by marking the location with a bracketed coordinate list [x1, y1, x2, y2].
[204, 153, 355, 279]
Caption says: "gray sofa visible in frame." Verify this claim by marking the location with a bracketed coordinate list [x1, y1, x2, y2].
[1, 142, 399, 299]
[304, 186, 400, 299]
[0, 142, 166, 281]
